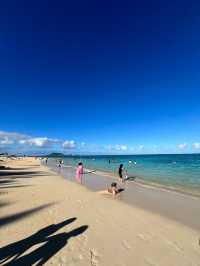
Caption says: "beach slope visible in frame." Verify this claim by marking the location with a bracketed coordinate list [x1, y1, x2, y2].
[0, 158, 199, 265]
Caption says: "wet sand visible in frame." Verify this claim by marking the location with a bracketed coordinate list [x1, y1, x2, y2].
[49, 162, 200, 231]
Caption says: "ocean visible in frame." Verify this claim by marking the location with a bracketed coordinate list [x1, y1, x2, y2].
[51, 154, 200, 195]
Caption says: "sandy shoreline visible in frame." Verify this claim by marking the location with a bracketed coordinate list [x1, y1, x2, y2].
[48, 158, 200, 198]
[0, 157, 200, 265]
[48, 161, 200, 231]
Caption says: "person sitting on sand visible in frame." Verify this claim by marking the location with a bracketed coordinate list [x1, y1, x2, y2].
[108, 182, 119, 195]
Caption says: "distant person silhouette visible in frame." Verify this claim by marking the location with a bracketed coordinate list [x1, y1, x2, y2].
[58, 159, 63, 168]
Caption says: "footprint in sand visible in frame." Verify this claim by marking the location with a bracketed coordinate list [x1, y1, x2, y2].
[71, 256, 81, 263]
[76, 199, 84, 209]
[80, 234, 88, 246]
[90, 248, 100, 266]
[164, 239, 184, 253]
[59, 256, 67, 264]
[145, 258, 157, 266]
[137, 233, 151, 242]
[48, 209, 53, 215]
[122, 240, 131, 250]
[79, 254, 84, 260]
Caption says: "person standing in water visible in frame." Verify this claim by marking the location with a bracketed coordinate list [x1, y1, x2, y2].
[58, 159, 63, 168]
[118, 164, 124, 182]
[76, 162, 84, 184]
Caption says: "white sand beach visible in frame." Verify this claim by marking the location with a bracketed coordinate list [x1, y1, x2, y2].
[0, 157, 200, 265]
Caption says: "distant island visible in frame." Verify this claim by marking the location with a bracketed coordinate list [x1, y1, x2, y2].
[45, 153, 65, 158]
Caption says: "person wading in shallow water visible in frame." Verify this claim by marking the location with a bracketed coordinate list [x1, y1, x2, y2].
[75, 162, 84, 184]
[118, 164, 124, 182]
[58, 159, 63, 168]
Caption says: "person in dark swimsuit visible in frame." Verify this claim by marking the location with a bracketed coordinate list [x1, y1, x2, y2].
[58, 159, 63, 168]
[118, 164, 124, 181]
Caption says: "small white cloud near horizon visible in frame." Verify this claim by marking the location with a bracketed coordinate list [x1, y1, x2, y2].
[0, 130, 29, 146]
[115, 144, 128, 151]
[0, 130, 28, 140]
[105, 145, 112, 151]
[104, 144, 128, 152]
[139, 145, 144, 150]
[193, 143, 200, 149]
[19, 137, 61, 148]
[178, 143, 187, 150]
[0, 137, 14, 145]
[62, 140, 76, 149]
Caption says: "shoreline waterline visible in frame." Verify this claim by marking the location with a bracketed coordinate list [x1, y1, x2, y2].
[49, 158, 200, 199]
[46, 159, 200, 231]
[47, 154, 200, 198]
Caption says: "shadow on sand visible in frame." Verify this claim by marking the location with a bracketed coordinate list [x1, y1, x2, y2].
[0, 171, 47, 177]
[125, 176, 136, 181]
[0, 168, 50, 198]
[0, 218, 88, 265]
[0, 167, 33, 171]
[0, 201, 12, 208]
[0, 203, 55, 228]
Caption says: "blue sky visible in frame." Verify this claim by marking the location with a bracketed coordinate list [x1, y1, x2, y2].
[0, 0, 200, 154]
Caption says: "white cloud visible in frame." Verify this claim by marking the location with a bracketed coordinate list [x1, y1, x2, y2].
[0, 130, 29, 145]
[0, 130, 80, 152]
[105, 145, 112, 151]
[0, 137, 14, 145]
[139, 145, 144, 150]
[62, 140, 76, 149]
[193, 143, 200, 149]
[105, 144, 128, 152]
[0, 130, 28, 140]
[115, 144, 128, 151]
[19, 137, 60, 148]
[178, 143, 187, 150]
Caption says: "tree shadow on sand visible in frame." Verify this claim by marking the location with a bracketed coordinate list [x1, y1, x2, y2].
[0, 171, 46, 177]
[0, 218, 88, 266]
[0, 203, 54, 228]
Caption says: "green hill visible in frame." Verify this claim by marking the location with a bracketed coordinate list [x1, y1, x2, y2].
[46, 153, 65, 158]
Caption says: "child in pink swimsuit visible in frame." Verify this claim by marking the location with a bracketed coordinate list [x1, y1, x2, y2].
[76, 162, 83, 184]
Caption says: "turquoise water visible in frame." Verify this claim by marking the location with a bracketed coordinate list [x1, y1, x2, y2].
[54, 154, 200, 193]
